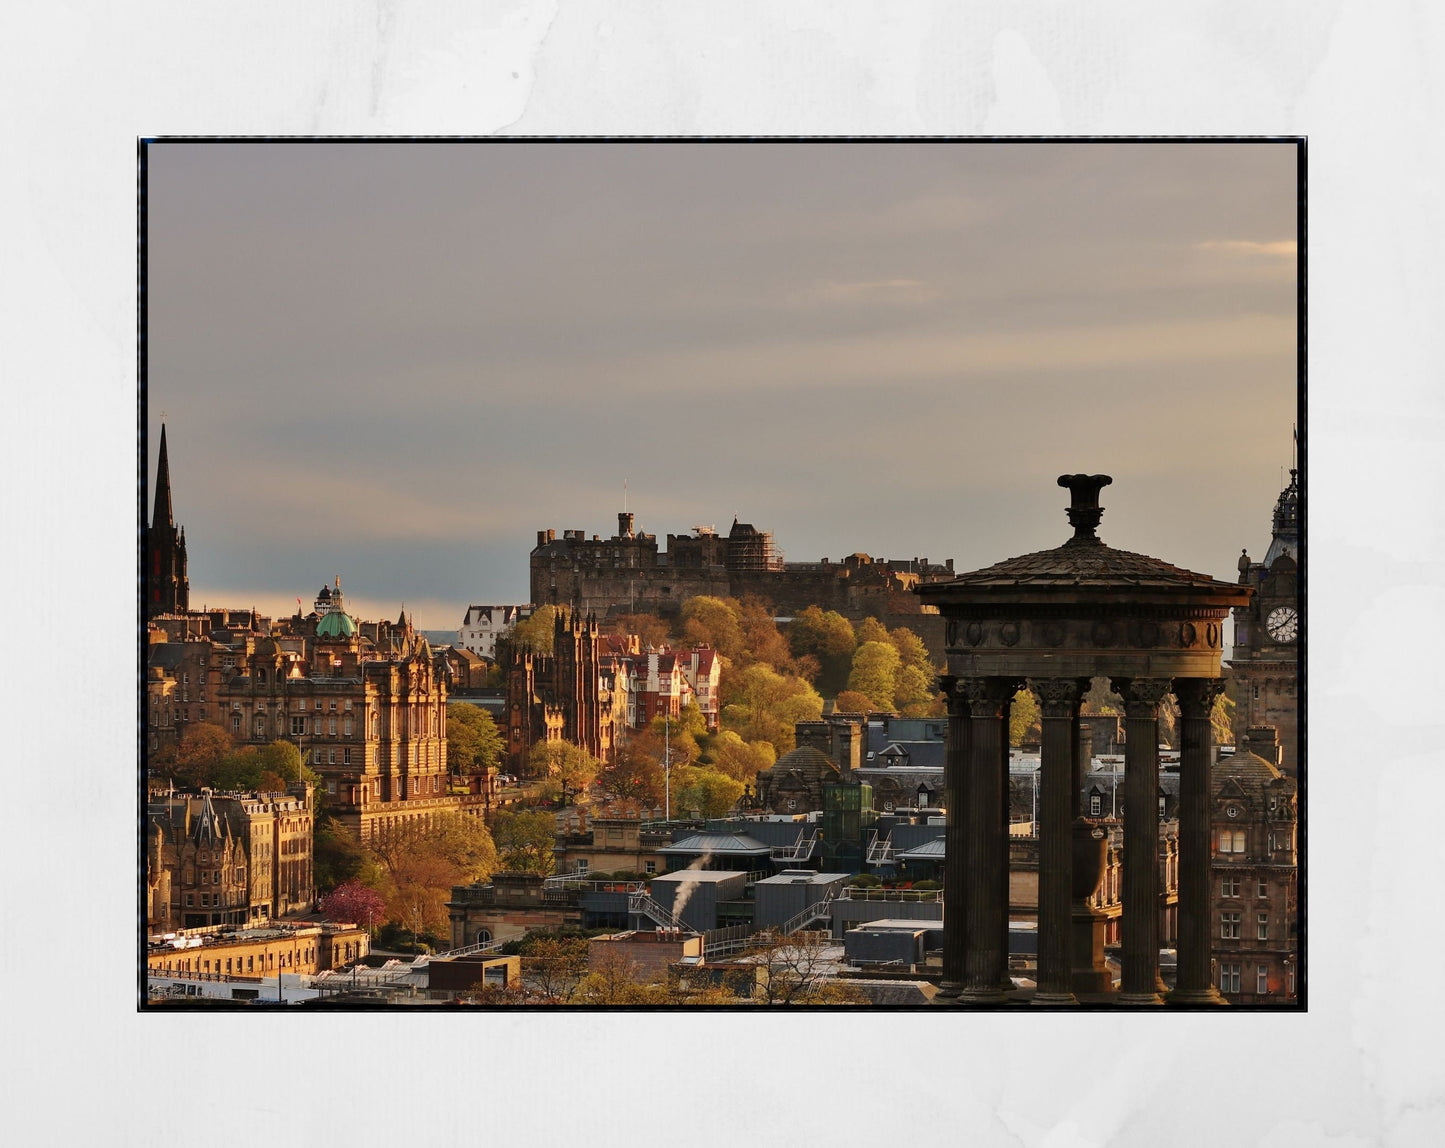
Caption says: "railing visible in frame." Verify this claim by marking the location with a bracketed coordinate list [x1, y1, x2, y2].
[770, 829, 820, 862]
[779, 891, 836, 935]
[865, 831, 895, 864]
[702, 925, 755, 959]
[839, 887, 943, 903]
[628, 891, 695, 933]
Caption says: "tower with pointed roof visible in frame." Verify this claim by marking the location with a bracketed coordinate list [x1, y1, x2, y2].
[1228, 467, 1300, 774]
[146, 424, 189, 616]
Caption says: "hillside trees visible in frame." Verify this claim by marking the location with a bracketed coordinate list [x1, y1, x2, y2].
[447, 702, 503, 777]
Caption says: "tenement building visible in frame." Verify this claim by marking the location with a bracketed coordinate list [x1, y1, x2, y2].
[1229, 467, 1300, 774]
[530, 511, 954, 656]
[1211, 727, 1298, 1003]
[917, 474, 1252, 1006]
[147, 786, 316, 930]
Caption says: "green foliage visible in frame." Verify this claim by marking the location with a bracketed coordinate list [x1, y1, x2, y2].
[448, 702, 503, 776]
[670, 765, 746, 819]
[679, 596, 745, 661]
[847, 641, 902, 710]
[211, 739, 306, 793]
[894, 664, 940, 718]
[527, 740, 602, 791]
[313, 815, 373, 892]
[853, 616, 891, 646]
[734, 596, 794, 671]
[888, 627, 934, 674]
[848, 873, 882, 887]
[491, 808, 558, 875]
[720, 663, 824, 755]
[1009, 688, 1041, 748]
[787, 606, 857, 696]
[511, 605, 557, 655]
[707, 729, 775, 783]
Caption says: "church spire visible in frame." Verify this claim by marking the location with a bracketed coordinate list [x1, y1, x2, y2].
[152, 423, 174, 530]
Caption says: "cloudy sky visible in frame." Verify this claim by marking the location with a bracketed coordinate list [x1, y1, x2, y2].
[146, 141, 1298, 630]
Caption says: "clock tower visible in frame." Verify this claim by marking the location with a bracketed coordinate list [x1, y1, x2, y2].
[1228, 468, 1299, 775]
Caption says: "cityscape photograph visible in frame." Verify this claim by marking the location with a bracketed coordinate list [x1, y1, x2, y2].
[142, 139, 1300, 1008]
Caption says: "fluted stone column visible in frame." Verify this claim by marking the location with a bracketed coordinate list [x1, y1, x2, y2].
[1115, 676, 1171, 1005]
[1170, 677, 1228, 1005]
[999, 684, 1018, 993]
[1034, 678, 1082, 1004]
[960, 677, 1011, 1004]
[939, 675, 966, 999]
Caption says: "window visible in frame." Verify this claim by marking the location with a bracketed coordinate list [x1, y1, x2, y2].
[1221, 911, 1240, 940]
[1257, 965, 1270, 994]
[1090, 795, 1102, 816]
[213, 869, 221, 883]
[313, 717, 321, 735]
[576, 859, 589, 874]
[343, 748, 351, 766]
[1158, 795, 1167, 818]
[1258, 879, 1269, 899]
[232, 701, 241, 711]
[1222, 876, 1240, 897]
[645, 861, 657, 875]
[291, 716, 306, 736]
[1257, 914, 1269, 941]
[185, 894, 194, 907]
[1233, 830, 1246, 853]
[200, 893, 209, 906]
[344, 700, 353, 711]
[329, 718, 336, 736]
[315, 700, 323, 710]
[1220, 963, 1240, 993]
[330, 699, 337, 711]
[232, 714, 241, 732]
[343, 718, 352, 737]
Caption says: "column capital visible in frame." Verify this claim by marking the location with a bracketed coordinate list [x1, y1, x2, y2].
[1174, 677, 1227, 717]
[1111, 676, 1172, 717]
[1033, 677, 1082, 718]
[958, 676, 1018, 717]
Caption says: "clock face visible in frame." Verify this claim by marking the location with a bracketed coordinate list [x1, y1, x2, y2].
[1265, 606, 1298, 643]
[1225, 805, 1240, 819]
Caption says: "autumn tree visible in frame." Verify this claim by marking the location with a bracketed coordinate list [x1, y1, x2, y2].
[707, 730, 775, 783]
[670, 764, 745, 819]
[720, 663, 824, 755]
[366, 813, 499, 932]
[319, 880, 386, 932]
[1009, 688, 1041, 748]
[787, 606, 858, 696]
[522, 934, 590, 1003]
[853, 616, 891, 646]
[832, 689, 876, 715]
[448, 702, 503, 777]
[609, 612, 671, 649]
[598, 743, 667, 808]
[491, 808, 557, 875]
[846, 641, 902, 711]
[171, 722, 233, 787]
[734, 595, 794, 672]
[511, 605, 558, 655]
[526, 740, 602, 792]
[679, 596, 745, 661]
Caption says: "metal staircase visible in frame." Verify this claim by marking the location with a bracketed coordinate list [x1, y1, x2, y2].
[865, 830, 894, 865]
[778, 890, 837, 935]
[770, 828, 821, 863]
[628, 891, 696, 934]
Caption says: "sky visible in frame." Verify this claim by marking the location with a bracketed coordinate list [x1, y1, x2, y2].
[146, 141, 1298, 630]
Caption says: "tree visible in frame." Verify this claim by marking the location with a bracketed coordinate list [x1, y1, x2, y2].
[367, 813, 498, 887]
[319, 879, 386, 931]
[707, 730, 775, 783]
[735, 595, 794, 672]
[787, 606, 857, 696]
[720, 663, 824, 755]
[679, 596, 745, 661]
[448, 702, 503, 777]
[491, 808, 558, 874]
[833, 689, 876, 715]
[522, 934, 590, 1003]
[894, 664, 941, 718]
[853, 616, 891, 646]
[172, 722, 232, 787]
[743, 931, 870, 1006]
[598, 743, 667, 807]
[527, 740, 602, 792]
[847, 641, 902, 710]
[670, 764, 745, 819]
[511, 605, 558, 655]
[314, 815, 377, 892]
[609, 612, 671, 649]
[1009, 688, 1041, 748]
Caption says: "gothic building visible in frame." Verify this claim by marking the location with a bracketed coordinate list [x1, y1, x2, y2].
[501, 607, 616, 772]
[1229, 468, 1300, 774]
[146, 424, 189, 617]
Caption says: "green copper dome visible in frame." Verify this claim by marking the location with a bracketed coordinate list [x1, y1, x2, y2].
[316, 608, 357, 640]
